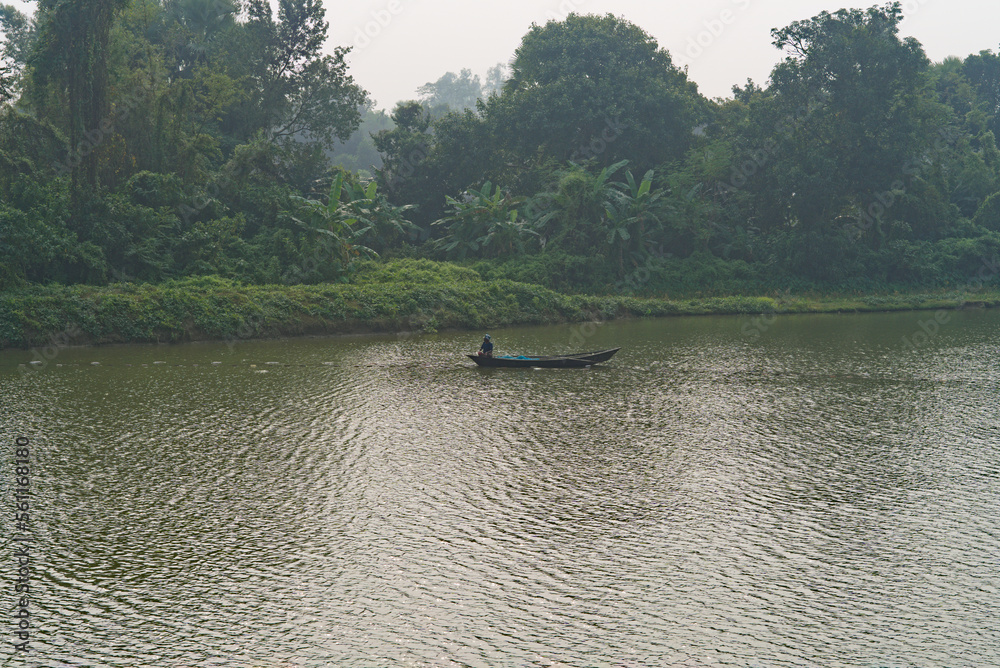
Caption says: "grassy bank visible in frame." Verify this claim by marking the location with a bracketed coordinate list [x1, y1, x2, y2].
[2, 260, 999, 350]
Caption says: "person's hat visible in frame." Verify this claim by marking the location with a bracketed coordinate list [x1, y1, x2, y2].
[484, 334, 491, 340]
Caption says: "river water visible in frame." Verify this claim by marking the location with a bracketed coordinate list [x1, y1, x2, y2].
[1, 309, 999, 667]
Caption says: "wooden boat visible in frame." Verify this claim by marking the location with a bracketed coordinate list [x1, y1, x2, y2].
[468, 348, 620, 368]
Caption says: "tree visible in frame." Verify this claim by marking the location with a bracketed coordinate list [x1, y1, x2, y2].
[962, 50, 1000, 139]
[0, 5, 33, 65]
[286, 171, 375, 281]
[372, 101, 433, 220]
[328, 104, 394, 173]
[218, 0, 367, 152]
[417, 68, 483, 113]
[31, 0, 132, 196]
[163, 0, 239, 76]
[0, 4, 34, 102]
[604, 169, 667, 273]
[532, 160, 627, 255]
[0, 63, 14, 104]
[748, 2, 946, 248]
[335, 174, 418, 253]
[486, 13, 706, 171]
[482, 62, 509, 98]
[432, 182, 535, 259]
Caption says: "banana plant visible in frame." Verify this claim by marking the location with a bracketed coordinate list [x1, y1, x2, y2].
[340, 178, 419, 252]
[289, 172, 375, 271]
[432, 182, 536, 259]
[604, 169, 667, 273]
[531, 160, 629, 254]
[479, 209, 539, 257]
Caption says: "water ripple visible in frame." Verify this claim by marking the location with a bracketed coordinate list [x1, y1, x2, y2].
[2, 314, 999, 666]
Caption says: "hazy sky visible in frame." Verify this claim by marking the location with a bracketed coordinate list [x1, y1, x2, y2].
[6, 0, 1000, 109]
[333, 0, 1000, 109]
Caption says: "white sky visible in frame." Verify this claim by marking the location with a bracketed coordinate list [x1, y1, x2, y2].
[7, 0, 1000, 109]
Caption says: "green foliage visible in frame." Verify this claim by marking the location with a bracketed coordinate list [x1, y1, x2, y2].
[496, 13, 705, 170]
[6, 266, 999, 350]
[531, 161, 626, 254]
[372, 101, 436, 225]
[218, 0, 367, 150]
[973, 191, 1000, 231]
[287, 171, 377, 279]
[0, 62, 12, 104]
[0, 4, 33, 102]
[472, 252, 616, 294]
[4, 1, 1000, 311]
[432, 182, 537, 259]
[603, 169, 667, 272]
[962, 49, 1000, 139]
[0, 175, 75, 289]
[751, 2, 940, 243]
[26, 0, 132, 222]
[351, 258, 483, 285]
[336, 173, 419, 252]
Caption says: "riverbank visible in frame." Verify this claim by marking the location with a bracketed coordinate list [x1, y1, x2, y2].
[2, 262, 999, 350]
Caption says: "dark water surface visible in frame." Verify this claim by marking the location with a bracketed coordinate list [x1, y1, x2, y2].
[2, 310, 999, 667]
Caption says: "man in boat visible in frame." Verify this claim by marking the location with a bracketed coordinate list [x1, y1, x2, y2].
[478, 334, 494, 357]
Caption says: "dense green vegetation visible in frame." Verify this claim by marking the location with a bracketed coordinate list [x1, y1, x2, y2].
[3, 1, 1000, 347]
[5, 259, 998, 349]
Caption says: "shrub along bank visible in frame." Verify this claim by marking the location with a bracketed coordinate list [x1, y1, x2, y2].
[2, 261, 999, 350]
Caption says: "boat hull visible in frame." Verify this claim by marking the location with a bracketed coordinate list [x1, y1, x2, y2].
[467, 348, 620, 368]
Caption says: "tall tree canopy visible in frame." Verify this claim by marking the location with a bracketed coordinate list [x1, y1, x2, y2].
[417, 68, 484, 113]
[221, 0, 367, 150]
[4, 3, 1000, 295]
[486, 13, 706, 170]
[962, 49, 1000, 139]
[0, 4, 33, 102]
[746, 2, 944, 241]
[374, 14, 709, 229]
[31, 0, 132, 194]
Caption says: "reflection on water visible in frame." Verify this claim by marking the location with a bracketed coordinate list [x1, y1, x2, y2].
[2, 310, 999, 667]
